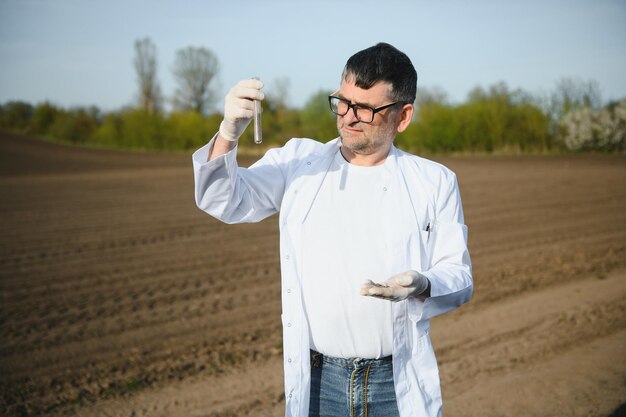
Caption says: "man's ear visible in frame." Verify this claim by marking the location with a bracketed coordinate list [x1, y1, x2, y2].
[396, 104, 414, 133]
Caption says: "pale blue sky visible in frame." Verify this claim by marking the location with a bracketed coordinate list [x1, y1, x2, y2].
[1, 0, 625, 111]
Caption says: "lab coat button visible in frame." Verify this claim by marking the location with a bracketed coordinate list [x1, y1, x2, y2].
[287, 288, 291, 294]
[287, 322, 292, 327]
[285, 255, 290, 260]
[383, 187, 388, 191]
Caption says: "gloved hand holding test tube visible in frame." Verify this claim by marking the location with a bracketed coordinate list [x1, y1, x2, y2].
[217, 78, 264, 144]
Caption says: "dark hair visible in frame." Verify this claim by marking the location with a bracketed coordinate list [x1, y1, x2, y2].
[342, 42, 417, 103]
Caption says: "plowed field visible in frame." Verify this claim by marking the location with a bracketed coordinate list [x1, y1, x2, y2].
[1, 132, 625, 417]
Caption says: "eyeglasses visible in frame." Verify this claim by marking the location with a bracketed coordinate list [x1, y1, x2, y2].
[328, 95, 407, 123]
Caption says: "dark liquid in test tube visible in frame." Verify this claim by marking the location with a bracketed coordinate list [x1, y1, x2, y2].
[252, 77, 262, 144]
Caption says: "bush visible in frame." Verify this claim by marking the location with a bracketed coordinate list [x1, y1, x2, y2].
[47, 107, 99, 144]
[30, 102, 63, 135]
[119, 109, 166, 150]
[0, 101, 33, 131]
[560, 98, 626, 152]
[398, 84, 552, 154]
[299, 90, 337, 142]
[165, 111, 221, 149]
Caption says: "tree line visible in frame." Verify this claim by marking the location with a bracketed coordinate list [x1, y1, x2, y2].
[0, 38, 624, 153]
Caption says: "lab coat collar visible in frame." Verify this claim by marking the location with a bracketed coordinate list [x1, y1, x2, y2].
[289, 138, 400, 225]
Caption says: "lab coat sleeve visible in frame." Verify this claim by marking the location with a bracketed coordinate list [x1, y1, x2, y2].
[410, 171, 473, 322]
[192, 134, 286, 224]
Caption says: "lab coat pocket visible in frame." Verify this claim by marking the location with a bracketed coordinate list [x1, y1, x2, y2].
[406, 219, 434, 273]
[411, 329, 442, 402]
[421, 218, 436, 266]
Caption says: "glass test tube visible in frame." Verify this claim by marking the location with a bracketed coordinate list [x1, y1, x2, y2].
[252, 77, 262, 144]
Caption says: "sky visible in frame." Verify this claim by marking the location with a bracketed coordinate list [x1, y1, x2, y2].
[1, 0, 625, 112]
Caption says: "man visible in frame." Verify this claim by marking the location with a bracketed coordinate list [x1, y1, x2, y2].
[193, 43, 472, 417]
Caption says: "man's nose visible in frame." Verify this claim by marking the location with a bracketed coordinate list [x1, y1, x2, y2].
[342, 106, 360, 124]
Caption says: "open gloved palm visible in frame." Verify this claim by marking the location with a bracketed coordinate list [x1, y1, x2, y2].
[360, 270, 429, 302]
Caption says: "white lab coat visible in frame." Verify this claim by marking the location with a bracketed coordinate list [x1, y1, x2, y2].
[192, 136, 473, 417]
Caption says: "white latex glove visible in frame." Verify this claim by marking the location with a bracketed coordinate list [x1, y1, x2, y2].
[219, 78, 264, 142]
[360, 270, 430, 302]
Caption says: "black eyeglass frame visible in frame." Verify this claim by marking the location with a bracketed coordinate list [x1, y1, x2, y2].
[328, 95, 409, 123]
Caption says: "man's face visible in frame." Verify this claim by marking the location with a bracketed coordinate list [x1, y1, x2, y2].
[335, 76, 400, 158]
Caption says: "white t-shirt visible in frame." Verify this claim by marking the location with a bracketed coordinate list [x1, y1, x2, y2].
[301, 149, 416, 359]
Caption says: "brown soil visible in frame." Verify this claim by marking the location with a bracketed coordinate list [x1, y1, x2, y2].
[1, 132, 625, 417]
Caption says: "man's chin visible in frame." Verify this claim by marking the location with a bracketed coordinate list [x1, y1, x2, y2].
[340, 132, 367, 148]
[340, 135, 368, 152]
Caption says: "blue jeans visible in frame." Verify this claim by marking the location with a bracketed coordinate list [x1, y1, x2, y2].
[309, 351, 400, 417]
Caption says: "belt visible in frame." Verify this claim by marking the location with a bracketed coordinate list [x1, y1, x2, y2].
[310, 350, 393, 368]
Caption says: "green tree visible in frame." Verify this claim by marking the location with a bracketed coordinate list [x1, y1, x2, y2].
[299, 90, 337, 141]
[172, 46, 219, 114]
[560, 98, 626, 152]
[409, 102, 460, 153]
[134, 38, 162, 114]
[267, 77, 291, 110]
[92, 112, 124, 147]
[48, 106, 100, 144]
[165, 111, 221, 149]
[399, 82, 553, 154]
[30, 102, 63, 134]
[550, 77, 602, 119]
[0, 101, 33, 131]
[120, 109, 165, 150]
